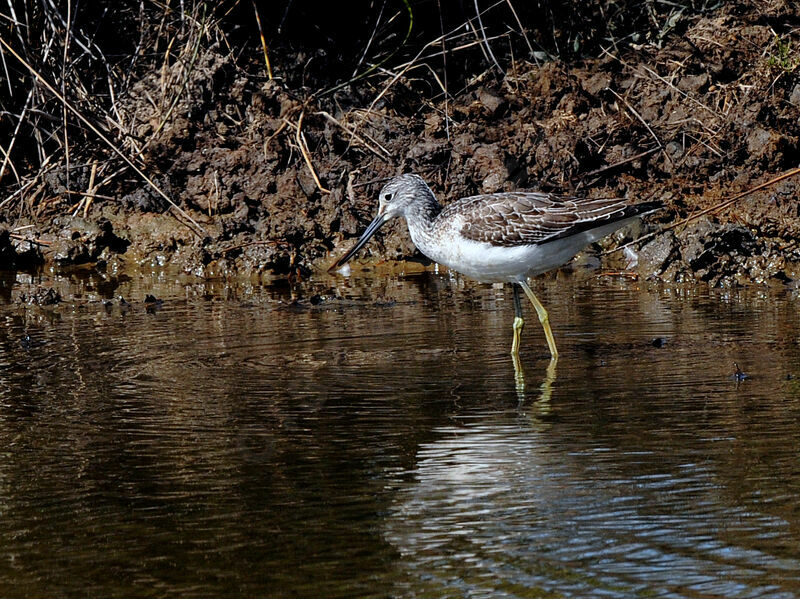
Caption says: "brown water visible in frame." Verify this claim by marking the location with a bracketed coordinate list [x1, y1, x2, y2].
[1, 268, 799, 598]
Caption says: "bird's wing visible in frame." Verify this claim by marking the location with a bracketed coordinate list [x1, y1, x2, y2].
[452, 191, 654, 247]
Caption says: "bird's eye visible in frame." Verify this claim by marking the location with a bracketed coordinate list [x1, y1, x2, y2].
[384, 193, 393, 202]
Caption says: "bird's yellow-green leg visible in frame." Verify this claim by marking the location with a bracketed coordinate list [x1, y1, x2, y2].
[519, 280, 558, 361]
[511, 284, 524, 356]
[512, 317, 524, 355]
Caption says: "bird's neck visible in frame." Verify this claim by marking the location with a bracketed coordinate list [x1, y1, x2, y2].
[404, 192, 443, 258]
[404, 193, 442, 237]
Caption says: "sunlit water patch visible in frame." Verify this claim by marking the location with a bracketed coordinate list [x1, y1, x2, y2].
[0, 269, 798, 597]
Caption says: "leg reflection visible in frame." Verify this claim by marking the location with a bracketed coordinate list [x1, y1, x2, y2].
[512, 353, 557, 405]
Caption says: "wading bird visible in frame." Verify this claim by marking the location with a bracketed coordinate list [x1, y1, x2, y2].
[332, 173, 661, 363]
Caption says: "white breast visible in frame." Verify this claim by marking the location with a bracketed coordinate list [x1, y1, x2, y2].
[407, 213, 607, 284]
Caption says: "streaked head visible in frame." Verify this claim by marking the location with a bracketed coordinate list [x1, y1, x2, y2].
[375, 173, 434, 220]
[330, 174, 434, 270]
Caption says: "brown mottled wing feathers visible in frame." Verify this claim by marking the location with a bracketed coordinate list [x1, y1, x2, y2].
[453, 191, 655, 247]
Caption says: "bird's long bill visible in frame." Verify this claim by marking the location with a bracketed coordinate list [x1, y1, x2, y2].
[329, 212, 389, 271]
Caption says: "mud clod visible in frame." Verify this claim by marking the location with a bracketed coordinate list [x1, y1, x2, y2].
[17, 287, 62, 306]
[0, 230, 45, 270]
[3, 2, 800, 287]
[50, 218, 130, 268]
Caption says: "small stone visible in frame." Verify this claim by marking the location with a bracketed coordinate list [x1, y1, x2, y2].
[482, 173, 504, 193]
[678, 73, 709, 92]
[580, 72, 611, 96]
[478, 90, 505, 115]
[638, 232, 676, 275]
[790, 84, 800, 105]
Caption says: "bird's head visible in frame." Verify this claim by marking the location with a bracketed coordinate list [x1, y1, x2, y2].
[330, 173, 433, 270]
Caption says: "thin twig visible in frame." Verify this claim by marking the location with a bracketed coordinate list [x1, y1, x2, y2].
[61, 190, 115, 200]
[504, 0, 536, 61]
[0, 36, 206, 237]
[292, 111, 330, 194]
[601, 47, 723, 120]
[607, 88, 663, 150]
[9, 233, 52, 247]
[473, 0, 503, 73]
[251, 0, 273, 79]
[579, 147, 660, 179]
[316, 111, 391, 161]
[606, 166, 800, 255]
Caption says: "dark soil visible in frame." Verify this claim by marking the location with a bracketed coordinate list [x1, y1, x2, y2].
[3, 1, 800, 287]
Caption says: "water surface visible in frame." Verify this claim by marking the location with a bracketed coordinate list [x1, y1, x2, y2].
[0, 269, 799, 598]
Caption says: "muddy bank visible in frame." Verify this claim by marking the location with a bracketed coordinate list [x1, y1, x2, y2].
[2, 1, 800, 287]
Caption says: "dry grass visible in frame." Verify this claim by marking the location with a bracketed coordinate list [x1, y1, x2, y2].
[0, 1, 238, 233]
[1, 0, 782, 237]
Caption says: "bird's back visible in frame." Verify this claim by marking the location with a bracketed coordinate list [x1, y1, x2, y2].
[440, 191, 661, 247]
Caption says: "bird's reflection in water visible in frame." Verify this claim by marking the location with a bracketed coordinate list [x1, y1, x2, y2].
[512, 353, 556, 408]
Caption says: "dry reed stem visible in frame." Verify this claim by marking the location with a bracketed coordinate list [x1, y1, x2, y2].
[139, 16, 205, 157]
[607, 88, 663, 150]
[434, 0, 451, 139]
[72, 160, 98, 217]
[316, 111, 391, 161]
[0, 37, 206, 236]
[353, 1, 506, 132]
[503, 0, 536, 60]
[607, 166, 800, 256]
[62, 190, 116, 201]
[61, 0, 73, 193]
[0, 143, 20, 184]
[292, 111, 330, 194]
[251, 0, 273, 79]
[160, 36, 177, 104]
[578, 147, 660, 182]
[473, 0, 502, 73]
[86, 161, 98, 210]
[0, 86, 37, 185]
[9, 232, 52, 247]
